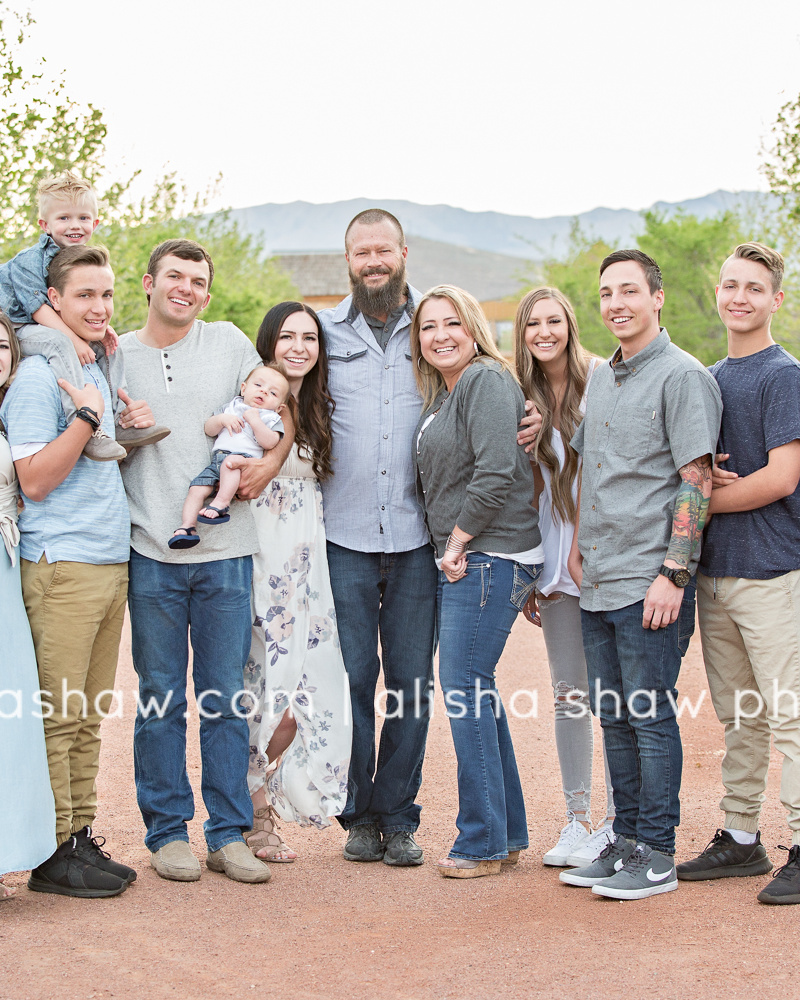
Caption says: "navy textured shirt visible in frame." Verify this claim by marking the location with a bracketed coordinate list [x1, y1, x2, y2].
[700, 344, 800, 579]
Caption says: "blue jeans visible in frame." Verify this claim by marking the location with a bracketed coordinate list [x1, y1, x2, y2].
[326, 541, 437, 833]
[128, 549, 254, 853]
[438, 555, 540, 860]
[581, 582, 696, 855]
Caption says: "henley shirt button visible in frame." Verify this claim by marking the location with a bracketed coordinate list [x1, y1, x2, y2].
[163, 353, 168, 358]
[605, 421, 609, 426]
[381, 505, 385, 510]
[166, 365, 171, 370]
[167, 377, 173, 382]
[346, 351, 351, 356]
[592, 504, 596, 510]
[615, 381, 621, 387]
[383, 434, 388, 439]
[384, 399, 389, 404]
[381, 469, 386, 475]
[594, 584, 599, 589]
[597, 462, 601, 468]
[385, 364, 390, 370]
[593, 545, 597, 550]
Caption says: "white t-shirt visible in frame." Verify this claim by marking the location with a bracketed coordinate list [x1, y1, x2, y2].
[213, 396, 284, 458]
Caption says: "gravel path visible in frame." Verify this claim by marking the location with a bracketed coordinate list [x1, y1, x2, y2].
[2, 614, 796, 1000]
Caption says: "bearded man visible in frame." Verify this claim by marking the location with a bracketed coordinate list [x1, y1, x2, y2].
[318, 209, 437, 868]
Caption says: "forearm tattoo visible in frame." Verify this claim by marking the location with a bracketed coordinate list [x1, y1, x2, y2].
[666, 455, 713, 568]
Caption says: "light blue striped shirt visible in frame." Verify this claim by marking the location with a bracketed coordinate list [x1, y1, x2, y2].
[319, 288, 429, 553]
[0, 356, 129, 564]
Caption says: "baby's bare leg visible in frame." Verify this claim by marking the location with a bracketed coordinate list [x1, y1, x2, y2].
[179, 484, 214, 530]
[207, 459, 242, 510]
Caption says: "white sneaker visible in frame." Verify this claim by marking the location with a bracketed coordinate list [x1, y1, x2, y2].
[566, 824, 615, 867]
[543, 819, 591, 866]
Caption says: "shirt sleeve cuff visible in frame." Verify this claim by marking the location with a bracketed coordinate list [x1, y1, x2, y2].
[10, 441, 48, 461]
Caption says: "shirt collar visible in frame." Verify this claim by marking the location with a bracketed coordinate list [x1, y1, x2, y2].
[609, 327, 671, 375]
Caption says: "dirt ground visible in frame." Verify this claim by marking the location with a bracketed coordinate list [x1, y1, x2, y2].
[2, 612, 796, 1000]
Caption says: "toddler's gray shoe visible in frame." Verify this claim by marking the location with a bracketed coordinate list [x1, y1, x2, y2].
[83, 428, 127, 461]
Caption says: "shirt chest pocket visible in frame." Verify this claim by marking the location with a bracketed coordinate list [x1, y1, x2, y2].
[328, 349, 369, 395]
[612, 405, 657, 459]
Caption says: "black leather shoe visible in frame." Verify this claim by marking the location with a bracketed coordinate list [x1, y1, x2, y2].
[28, 838, 128, 898]
[343, 823, 384, 862]
[73, 826, 137, 883]
[676, 829, 773, 881]
[382, 831, 424, 867]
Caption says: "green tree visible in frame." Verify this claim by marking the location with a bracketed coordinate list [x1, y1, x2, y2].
[0, 1, 297, 336]
[762, 92, 800, 224]
[637, 209, 745, 365]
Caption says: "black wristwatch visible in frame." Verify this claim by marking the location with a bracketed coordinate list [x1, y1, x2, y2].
[658, 565, 691, 588]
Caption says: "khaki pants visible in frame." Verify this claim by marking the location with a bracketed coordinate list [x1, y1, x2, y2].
[697, 570, 800, 845]
[21, 557, 128, 845]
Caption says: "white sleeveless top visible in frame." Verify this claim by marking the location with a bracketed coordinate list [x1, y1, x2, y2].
[537, 360, 601, 597]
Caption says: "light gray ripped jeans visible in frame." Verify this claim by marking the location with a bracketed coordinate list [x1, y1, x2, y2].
[538, 591, 614, 825]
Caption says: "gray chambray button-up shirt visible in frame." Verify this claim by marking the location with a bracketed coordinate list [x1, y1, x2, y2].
[319, 286, 429, 553]
[572, 328, 722, 612]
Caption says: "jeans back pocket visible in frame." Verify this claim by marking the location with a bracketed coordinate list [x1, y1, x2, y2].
[510, 562, 541, 611]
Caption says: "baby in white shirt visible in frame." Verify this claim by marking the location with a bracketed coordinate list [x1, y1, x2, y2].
[169, 363, 290, 548]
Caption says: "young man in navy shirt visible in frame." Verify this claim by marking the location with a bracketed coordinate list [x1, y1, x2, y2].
[678, 243, 800, 904]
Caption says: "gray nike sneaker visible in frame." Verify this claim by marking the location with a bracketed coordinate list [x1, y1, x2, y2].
[592, 844, 678, 900]
[559, 833, 636, 886]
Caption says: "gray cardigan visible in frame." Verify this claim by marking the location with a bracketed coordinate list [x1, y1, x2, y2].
[414, 359, 540, 559]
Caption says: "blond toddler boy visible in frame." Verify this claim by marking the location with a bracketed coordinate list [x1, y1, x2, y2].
[0, 171, 168, 460]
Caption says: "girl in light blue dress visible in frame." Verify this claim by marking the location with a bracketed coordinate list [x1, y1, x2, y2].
[0, 313, 56, 900]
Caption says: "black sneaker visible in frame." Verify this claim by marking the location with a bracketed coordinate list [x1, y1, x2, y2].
[343, 823, 385, 862]
[73, 826, 137, 883]
[676, 829, 773, 881]
[757, 845, 800, 905]
[382, 831, 424, 867]
[28, 838, 128, 898]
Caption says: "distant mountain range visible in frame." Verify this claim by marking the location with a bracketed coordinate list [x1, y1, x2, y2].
[225, 190, 768, 260]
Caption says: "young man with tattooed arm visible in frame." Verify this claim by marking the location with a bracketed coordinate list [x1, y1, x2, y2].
[561, 250, 722, 901]
[676, 243, 800, 905]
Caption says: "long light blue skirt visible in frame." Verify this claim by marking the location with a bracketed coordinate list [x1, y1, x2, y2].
[0, 542, 56, 875]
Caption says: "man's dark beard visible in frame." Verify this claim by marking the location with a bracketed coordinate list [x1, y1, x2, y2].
[350, 261, 407, 318]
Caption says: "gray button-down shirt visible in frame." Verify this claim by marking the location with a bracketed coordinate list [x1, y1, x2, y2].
[319, 287, 429, 553]
[572, 328, 722, 612]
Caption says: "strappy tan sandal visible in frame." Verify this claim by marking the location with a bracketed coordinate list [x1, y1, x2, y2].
[245, 803, 297, 863]
[0, 877, 17, 902]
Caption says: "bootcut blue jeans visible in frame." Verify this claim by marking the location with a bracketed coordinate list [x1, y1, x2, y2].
[438, 554, 540, 860]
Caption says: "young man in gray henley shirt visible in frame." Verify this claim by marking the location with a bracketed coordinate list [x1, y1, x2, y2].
[561, 249, 722, 900]
[118, 239, 292, 885]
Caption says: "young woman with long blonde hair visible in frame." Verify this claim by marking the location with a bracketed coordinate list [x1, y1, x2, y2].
[514, 287, 615, 868]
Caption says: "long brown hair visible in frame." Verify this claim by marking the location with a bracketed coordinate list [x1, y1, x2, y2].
[513, 288, 596, 524]
[255, 302, 335, 481]
[0, 312, 21, 406]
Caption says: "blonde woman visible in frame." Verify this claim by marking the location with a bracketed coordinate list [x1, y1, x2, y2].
[514, 287, 615, 867]
[411, 285, 542, 878]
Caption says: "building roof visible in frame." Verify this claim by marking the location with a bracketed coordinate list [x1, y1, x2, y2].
[273, 235, 537, 302]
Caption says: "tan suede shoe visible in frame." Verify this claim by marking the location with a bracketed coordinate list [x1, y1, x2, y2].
[207, 841, 271, 883]
[150, 840, 201, 882]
